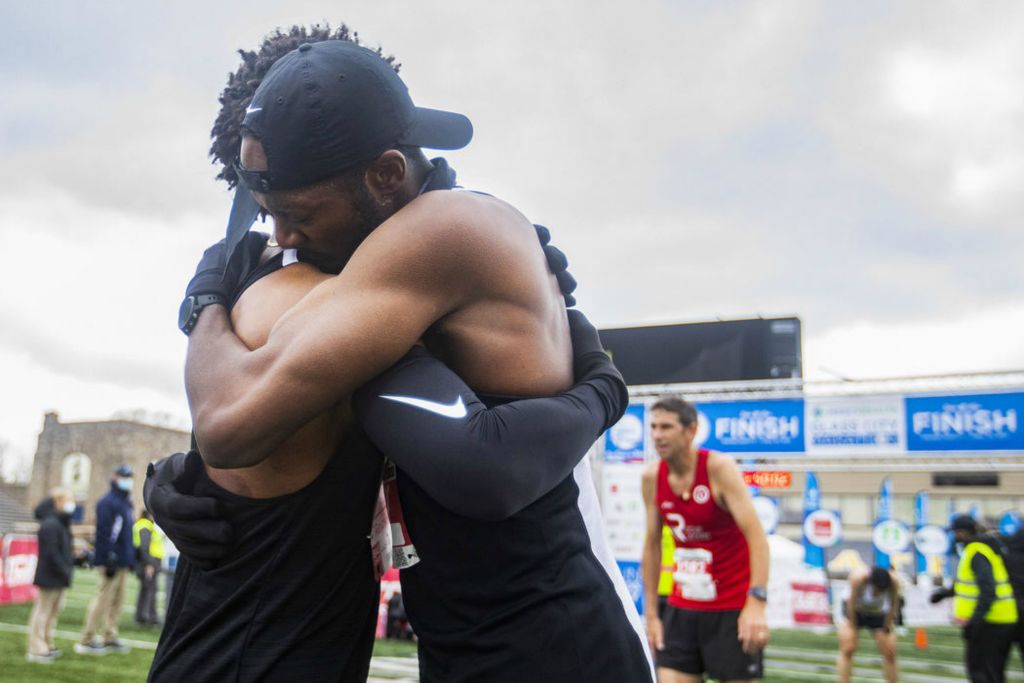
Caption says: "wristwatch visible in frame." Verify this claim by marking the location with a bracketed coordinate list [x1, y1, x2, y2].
[178, 294, 225, 336]
[748, 586, 768, 602]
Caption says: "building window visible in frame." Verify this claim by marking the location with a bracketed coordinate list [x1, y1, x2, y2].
[61, 452, 92, 502]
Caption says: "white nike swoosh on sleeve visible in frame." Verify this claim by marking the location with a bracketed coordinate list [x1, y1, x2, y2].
[379, 394, 468, 419]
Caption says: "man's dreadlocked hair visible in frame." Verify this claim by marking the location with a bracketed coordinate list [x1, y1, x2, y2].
[209, 24, 400, 189]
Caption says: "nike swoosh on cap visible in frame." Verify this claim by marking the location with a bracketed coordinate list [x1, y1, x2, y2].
[246, 105, 262, 114]
[379, 394, 468, 419]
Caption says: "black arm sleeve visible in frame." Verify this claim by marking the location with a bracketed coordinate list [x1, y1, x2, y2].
[353, 313, 627, 521]
[970, 552, 997, 624]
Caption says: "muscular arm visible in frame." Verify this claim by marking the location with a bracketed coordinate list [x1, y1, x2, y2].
[640, 463, 665, 650]
[713, 456, 769, 592]
[188, 194, 517, 467]
[712, 454, 770, 652]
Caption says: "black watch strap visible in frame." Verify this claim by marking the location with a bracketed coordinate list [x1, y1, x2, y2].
[748, 586, 768, 602]
[179, 293, 225, 336]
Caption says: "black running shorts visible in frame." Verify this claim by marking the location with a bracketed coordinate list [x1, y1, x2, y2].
[853, 611, 887, 631]
[655, 605, 764, 680]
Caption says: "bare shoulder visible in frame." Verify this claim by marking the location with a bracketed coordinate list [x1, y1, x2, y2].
[707, 450, 741, 480]
[232, 262, 331, 349]
[379, 190, 533, 252]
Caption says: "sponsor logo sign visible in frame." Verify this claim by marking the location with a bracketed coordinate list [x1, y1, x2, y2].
[913, 525, 950, 556]
[0, 535, 38, 606]
[695, 399, 804, 453]
[604, 404, 646, 462]
[743, 471, 792, 489]
[803, 509, 842, 548]
[873, 520, 911, 554]
[806, 396, 904, 453]
[601, 463, 648, 561]
[905, 392, 1023, 451]
[791, 581, 831, 625]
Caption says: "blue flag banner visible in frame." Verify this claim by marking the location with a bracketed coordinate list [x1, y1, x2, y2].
[914, 491, 929, 575]
[803, 472, 824, 568]
[875, 478, 894, 568]
[1000, 511, 1021, 536]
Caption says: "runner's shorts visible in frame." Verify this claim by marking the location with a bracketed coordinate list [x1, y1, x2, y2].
[656, 605, 764, 680]
[852, 611, 887, 631]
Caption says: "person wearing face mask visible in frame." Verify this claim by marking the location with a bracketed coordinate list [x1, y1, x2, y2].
[26, 487, 76, 663]
[76, 464, 136, 655]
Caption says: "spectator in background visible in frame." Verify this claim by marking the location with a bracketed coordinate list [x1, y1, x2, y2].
[26, 487, 76, 664]
[1003, 526, 1024, 671]
[133, 509, 164, 626]
[76, 464, 135, 655]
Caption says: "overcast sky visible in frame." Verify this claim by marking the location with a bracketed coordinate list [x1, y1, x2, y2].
[2, 1, 1022, 478]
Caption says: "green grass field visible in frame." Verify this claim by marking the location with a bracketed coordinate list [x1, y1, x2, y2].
[1, 572, 1021, 681]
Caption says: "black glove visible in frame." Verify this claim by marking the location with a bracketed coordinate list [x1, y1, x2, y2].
[183, 231, 270, 308]
[104, 554, 117, 578]
[534, 224, 577, 307]
[567, 309, 628, 431]
[144, 451, 232, 570]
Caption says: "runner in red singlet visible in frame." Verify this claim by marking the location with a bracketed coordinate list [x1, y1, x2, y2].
[641, 396, 770, 682]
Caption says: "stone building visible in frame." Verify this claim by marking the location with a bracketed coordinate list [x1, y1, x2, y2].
[27, 412, 190, 526]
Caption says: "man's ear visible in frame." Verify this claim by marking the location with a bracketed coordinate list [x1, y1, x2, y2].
[364, 150, 408, 202]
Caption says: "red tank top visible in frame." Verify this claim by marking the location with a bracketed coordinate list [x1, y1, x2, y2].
[656, 450, 750, 611]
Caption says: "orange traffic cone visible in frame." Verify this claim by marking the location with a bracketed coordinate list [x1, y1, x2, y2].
[914, 627, 928, 650]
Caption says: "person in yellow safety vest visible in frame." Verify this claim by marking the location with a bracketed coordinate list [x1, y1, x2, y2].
[133, 509, 165, 626]
[655, 525, 675, 619]
[950, 514, 1018, 683]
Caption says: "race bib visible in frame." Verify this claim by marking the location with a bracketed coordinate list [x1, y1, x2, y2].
[674, 547, 717, 601]
[369, 484, 392, 580]
[382, 460, 420, 569]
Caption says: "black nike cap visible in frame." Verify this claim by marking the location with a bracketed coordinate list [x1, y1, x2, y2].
[237, 40, 473, 192]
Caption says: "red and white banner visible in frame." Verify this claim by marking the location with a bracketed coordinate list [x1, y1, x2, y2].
[0, 534, 38, 605]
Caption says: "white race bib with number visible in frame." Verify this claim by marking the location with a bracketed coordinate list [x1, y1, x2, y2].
[673, 547, 717, 601]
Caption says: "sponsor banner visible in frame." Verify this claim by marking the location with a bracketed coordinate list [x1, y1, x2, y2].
[617, 560, 645, 616]
[0, 534, 38, 606]
[695, 399, 804, 453]
[873, 520, 912, 555]
[791, 581, 832, 625]
[805, 396, 904, 453]
[906, 392, 1023, 452]
[743, 471, 792, 489]
[604, 404, 646, 463]
[803, 509, 842, 548]
[601, 463, 648, 562]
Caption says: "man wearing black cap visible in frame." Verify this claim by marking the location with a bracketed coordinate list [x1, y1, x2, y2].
[76, 465, 135, 655]
[152, 34, 652, 683]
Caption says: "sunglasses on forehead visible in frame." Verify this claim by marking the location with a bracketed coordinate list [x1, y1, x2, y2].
[234, 160, 274, 194]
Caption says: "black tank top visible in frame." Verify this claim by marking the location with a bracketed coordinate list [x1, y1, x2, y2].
[149, 430, 382, 682]
[397, 397, 651, 683]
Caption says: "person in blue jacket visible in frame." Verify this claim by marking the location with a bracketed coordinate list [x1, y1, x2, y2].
[76, 464, 135, 655]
